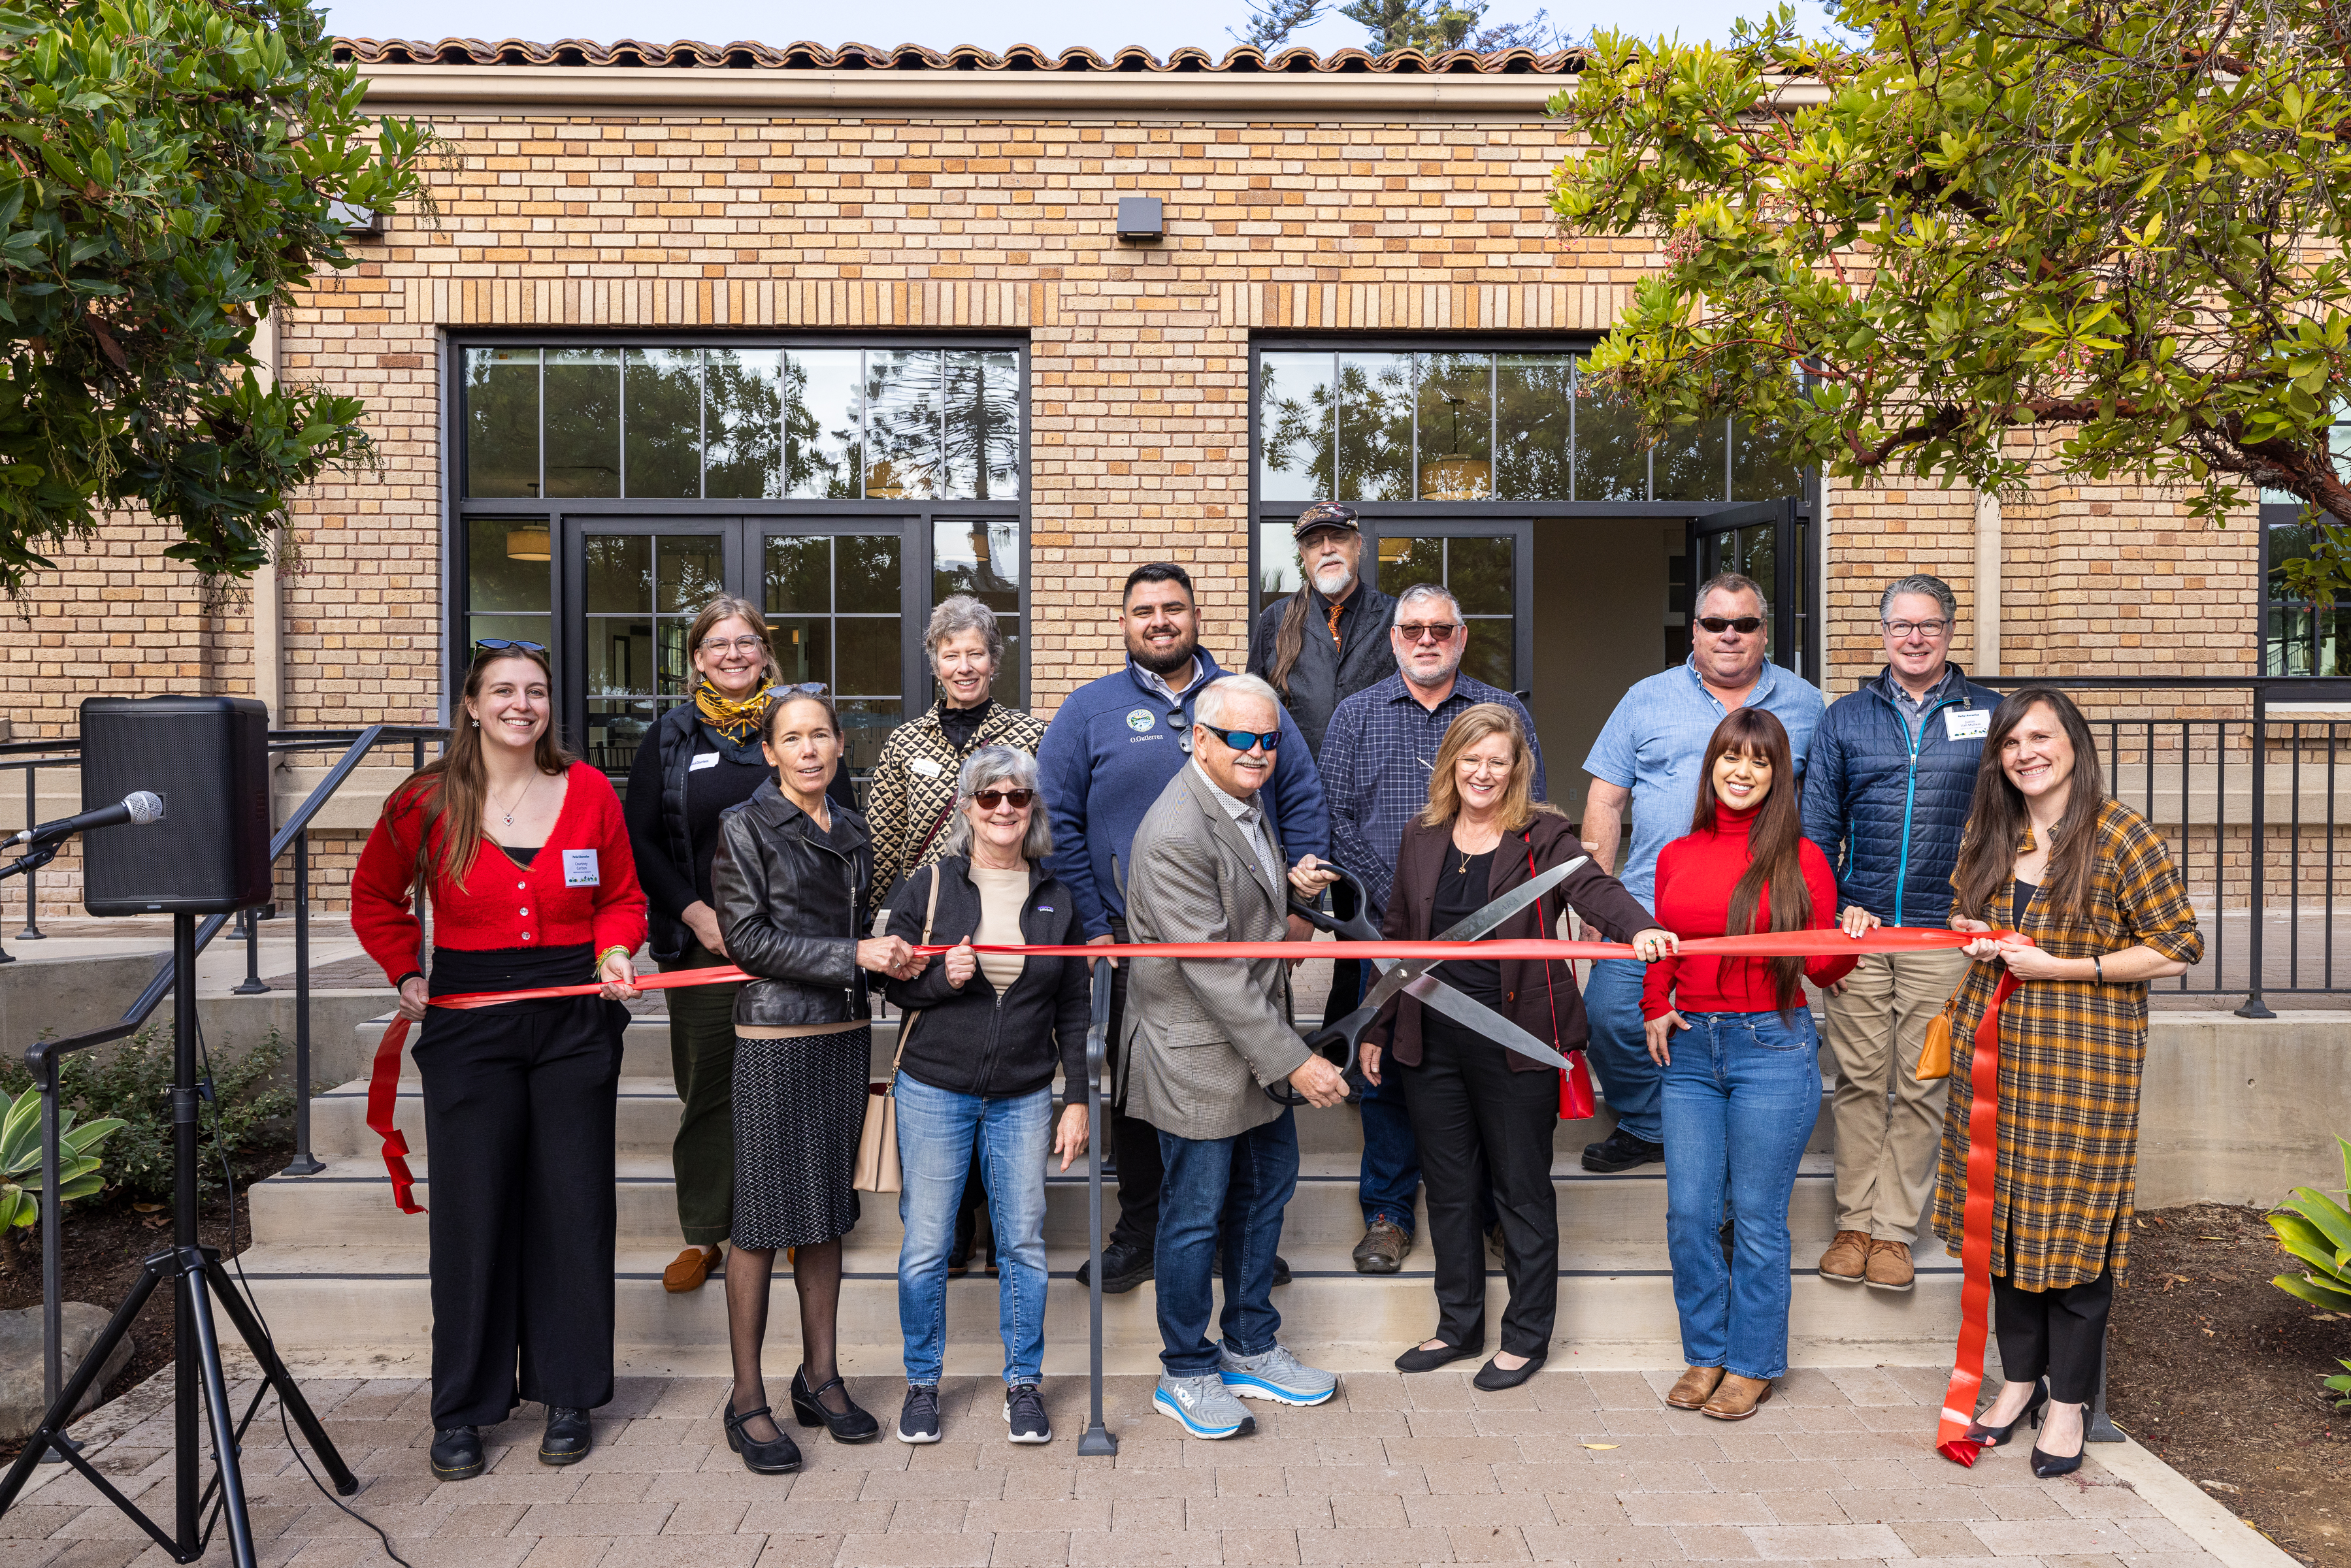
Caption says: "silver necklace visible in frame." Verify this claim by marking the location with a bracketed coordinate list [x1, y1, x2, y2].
[491, 775, 534, 829]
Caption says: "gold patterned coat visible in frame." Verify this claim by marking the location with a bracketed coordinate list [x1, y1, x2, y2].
[864, 700, 1047, 907]
[1930, 799, 2204, 1290]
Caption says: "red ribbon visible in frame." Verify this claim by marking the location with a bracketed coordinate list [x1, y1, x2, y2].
[1933, 968, 2022, 1465]
[366, 1015, 426, 1215]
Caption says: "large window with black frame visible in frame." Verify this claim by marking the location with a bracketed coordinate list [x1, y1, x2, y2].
[453, 340, 1027, 798]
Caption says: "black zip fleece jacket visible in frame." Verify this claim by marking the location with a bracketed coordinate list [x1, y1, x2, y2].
[880, 855, 1092, 1098]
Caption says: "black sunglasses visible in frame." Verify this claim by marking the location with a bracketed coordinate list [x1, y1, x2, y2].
[972, 788, 1035, 810]
[474, 638, 547, 655]
[1204, 727, 1281, 753]
[777, 681, 828, 695]
[1696, 616, 1764, 634]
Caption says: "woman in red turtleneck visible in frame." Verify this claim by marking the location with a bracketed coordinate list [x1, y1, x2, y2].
[1639, 707, 1856, 1424]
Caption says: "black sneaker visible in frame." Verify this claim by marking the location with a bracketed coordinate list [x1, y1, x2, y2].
[429, 1425, 483, 1481]
[1074, 1242, 1154, 1294]
[1581, 1127, 1666, 1174]
[1004, 1383, 1051, 1444]
[1273, 1253, 1292, 1287]
[896, 1384, 942, 1445]
[539, 1406, 591, 1466]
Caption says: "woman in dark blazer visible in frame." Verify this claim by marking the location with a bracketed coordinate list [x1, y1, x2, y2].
[1308, 702, 1670, 1392]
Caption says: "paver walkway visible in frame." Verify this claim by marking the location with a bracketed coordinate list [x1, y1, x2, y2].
[1, 1365, 2257, 1567]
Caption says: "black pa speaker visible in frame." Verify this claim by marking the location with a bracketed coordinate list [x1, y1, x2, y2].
[80, 696, 271, 915]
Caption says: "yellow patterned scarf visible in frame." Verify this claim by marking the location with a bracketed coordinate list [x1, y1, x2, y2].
[694, 679, 774, 742]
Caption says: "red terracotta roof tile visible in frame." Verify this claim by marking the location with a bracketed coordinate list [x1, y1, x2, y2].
[329, 37, 1585, 74]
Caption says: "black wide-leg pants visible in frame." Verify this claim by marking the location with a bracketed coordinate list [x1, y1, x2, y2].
[1992, 1267, 2113, 1406]
[414, 995, 626, 1428]
[1398, 1017, 1561, 1358]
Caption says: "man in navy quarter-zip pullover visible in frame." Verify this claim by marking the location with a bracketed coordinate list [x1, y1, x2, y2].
[1799, 574, 2002, 1295]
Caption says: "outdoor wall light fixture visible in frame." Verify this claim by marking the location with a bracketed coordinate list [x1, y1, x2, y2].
[1116, 197, 1164, 243]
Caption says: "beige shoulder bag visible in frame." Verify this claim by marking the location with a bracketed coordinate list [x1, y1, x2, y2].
[854, 864, 940, 1193]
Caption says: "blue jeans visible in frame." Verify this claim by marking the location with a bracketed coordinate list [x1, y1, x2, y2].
[1584, 958, 1662, 1143]
[1660, 1010, 1821, 1381]
[893, 1074, 1051, 1387]
[1155, 1110, 1299, 1377]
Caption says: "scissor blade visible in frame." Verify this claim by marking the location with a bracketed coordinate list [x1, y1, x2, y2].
[1401, 972, 1574, 1071]
[1357, 855, 1589, 1015]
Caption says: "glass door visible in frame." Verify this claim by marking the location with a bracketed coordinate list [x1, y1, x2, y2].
[561, 520, 734, 783]
[1690, 497, 1813, 679]
[755, 522, 923, 778]
[1368, 521, 1534, 694]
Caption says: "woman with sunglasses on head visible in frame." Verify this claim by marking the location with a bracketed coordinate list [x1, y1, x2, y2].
[1641, 708, 1856, 1422]
[875, 746, 1092, 1446]
[352, 642, 646, 1482]
[710, 687, 924, 1475]
[623, 596, 853, 1297]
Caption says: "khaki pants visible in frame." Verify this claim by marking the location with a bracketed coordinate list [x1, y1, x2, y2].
[1820, 947, 1972, 1241]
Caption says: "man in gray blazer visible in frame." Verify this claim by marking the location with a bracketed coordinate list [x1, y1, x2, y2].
[1125, 674, 1349, 1439]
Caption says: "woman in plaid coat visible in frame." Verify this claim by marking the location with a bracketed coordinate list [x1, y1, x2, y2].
[1935, 687, 2202, 1478]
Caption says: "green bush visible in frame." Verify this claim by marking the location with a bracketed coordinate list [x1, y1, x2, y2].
[2268, 1135, 2351, 1410]
[0, 1083, 123, 1226]
[0, 1029, 291, 1203]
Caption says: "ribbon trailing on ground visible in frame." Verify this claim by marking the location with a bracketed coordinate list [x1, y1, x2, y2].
[1933, 969, 2024, 1467]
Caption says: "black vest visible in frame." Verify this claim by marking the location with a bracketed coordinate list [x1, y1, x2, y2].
[1250, 583, 1400, 757]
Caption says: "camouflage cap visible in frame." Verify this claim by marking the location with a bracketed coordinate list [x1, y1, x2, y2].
[1293, 501, 1360, 539]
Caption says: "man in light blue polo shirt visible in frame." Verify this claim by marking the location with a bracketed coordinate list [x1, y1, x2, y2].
[1578, 571, 1825, 1173]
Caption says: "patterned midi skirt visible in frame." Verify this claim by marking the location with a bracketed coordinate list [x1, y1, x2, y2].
[730, 1024, 871, 1250]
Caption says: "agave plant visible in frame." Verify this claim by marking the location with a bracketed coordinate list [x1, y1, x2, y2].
[2269, 1135, 2351, 1409]
[0, 1084, 124, 1229]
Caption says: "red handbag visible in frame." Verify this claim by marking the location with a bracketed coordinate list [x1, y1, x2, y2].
[1528, 844, 1599, 1119]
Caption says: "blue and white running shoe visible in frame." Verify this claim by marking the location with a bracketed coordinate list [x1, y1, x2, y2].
[1153, 1374, 1257, 1439]
[1219, 1341, 1339, 1406]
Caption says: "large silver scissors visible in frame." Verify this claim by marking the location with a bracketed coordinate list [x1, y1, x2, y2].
[1272, 857, 1587, 1103]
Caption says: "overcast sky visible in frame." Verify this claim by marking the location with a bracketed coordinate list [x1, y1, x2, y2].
[320, 0, 1765, 54]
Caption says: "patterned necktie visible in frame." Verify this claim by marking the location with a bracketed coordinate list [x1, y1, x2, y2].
[1325, 600, 1344, 649]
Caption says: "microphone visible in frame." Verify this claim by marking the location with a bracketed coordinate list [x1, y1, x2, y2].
[10, 791, 165, 848]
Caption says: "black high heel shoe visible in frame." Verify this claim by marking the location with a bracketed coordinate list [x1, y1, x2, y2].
[723, 1401, 802, 1475]
[2030, 1398, 2085, 1479]
[1963, 1377, 2048, 1448]
[791, 1365, 881, 1443]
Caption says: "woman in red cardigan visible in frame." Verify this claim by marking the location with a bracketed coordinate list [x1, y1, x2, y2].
[352, 643, 646, 1483]
[1641, 707, 1856, 1423]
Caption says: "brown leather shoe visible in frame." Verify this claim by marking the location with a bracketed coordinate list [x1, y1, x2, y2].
[1864, 1237, 1916, 1292]
[662, 1245, 719, 1294]
[1353, 1217, 1412, 1275]
[1700, 1375, 1775, 1421]
[1666, 1366, 1725, 1410]
[1817, 1230, 1869, 1282]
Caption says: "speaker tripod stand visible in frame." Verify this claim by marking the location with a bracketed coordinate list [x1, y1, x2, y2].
[0, 913, 357, 1567]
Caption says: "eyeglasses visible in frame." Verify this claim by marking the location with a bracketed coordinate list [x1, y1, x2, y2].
[474, 639, 546, 655]
[1696, 616, 1764, 634]
[972, 788, 1035, 810]
[1204, 727, 1281, 753]
[1396, 622, 1461, 644]
[776, 681, 828, 696]
[699, 635, 768, 655]
[1882, 618, 1952, 638]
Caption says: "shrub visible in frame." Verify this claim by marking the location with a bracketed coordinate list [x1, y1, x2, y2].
[2268, 1135, 2351, 1410]
[0, 1084, 123, 1227]
[0, 1029, 291, 1203]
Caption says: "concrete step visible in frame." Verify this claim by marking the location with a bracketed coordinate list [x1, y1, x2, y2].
[233, 1238, 1962, 1378]
[352, 1011, 902, 1083]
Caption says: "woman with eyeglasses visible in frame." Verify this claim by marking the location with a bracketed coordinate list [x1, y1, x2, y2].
[352, 642, 646, 1482]
[624, 596, 853, 1296]
[874, 745, 1092, 1445]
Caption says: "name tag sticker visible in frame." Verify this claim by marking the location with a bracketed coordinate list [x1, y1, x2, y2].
[910, 757, 944, 779]
[563, 849, 600, 887]
[689, 751, 721, 772]
[1946, 708, 1991, 741]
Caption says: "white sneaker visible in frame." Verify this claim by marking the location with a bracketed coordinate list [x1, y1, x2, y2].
[1152, 1374, 1256, 1439]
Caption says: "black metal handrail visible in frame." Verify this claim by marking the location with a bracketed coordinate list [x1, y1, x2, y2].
[25, 723, 448, 1434]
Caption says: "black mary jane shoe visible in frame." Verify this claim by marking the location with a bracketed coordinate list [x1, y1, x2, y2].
[1394, 1341, 1483, 1374]
[724, 1401, 804, 1475]
[1472, 1351, 1548, 1392]
[1964, 1377, 2049, 1450]
[539, 1406, 592, 1466]
[429, 1426, 484, 1481]
[791, 1365, 881, 1443]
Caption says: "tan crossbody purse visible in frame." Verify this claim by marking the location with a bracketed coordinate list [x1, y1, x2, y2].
[853, 864, 940, 1193]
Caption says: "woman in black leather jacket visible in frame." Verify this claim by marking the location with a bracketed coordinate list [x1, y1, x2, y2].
[709, 690, 919, 1475]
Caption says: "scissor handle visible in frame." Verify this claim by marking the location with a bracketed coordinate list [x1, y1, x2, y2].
[1284, 862, 1381, 943]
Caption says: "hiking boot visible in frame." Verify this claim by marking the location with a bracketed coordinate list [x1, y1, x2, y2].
[1818, 1230, 1870, 1283]
[429, 1426, 483, 1481]
[1865, 1238, 1916, 1292]
[1352, 1217, 1411, 1275]
[1581, 1127, 1665, 1173]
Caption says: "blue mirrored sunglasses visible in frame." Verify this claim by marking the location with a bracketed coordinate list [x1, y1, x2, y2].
[1204, 727, 1281, 753]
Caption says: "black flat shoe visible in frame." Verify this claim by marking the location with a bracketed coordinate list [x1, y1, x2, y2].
[1964, 1378, 2049, 1448]
[539, 1406, 591, 1466]
[1472, 1352, 1547, 1391]
[791, 1366, 881, 1443]
[723, 1401, 802, 1475]
[429, 1426, 482, 1481]
[1394, 1341, 1483, 1374]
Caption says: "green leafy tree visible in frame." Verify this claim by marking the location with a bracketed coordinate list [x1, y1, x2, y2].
[0, 0, 430, 591]
[1340, 0, 1490, 53]
[1549, 0, 2351, 602]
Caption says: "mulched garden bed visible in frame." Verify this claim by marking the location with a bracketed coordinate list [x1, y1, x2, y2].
[2110, 1201, 2351, 1565]
[0, 1134, 285, 1467]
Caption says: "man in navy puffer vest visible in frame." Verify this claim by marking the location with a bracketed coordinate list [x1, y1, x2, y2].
[1799, 574, 2001, 1294]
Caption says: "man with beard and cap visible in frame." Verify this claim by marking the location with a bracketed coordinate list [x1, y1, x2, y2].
[1038, 562, 1329, 1295]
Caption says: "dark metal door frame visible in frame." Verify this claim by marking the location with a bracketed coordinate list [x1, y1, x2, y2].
[1364, 517, 1537, 693]
[1689, 495, 1807, 677]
